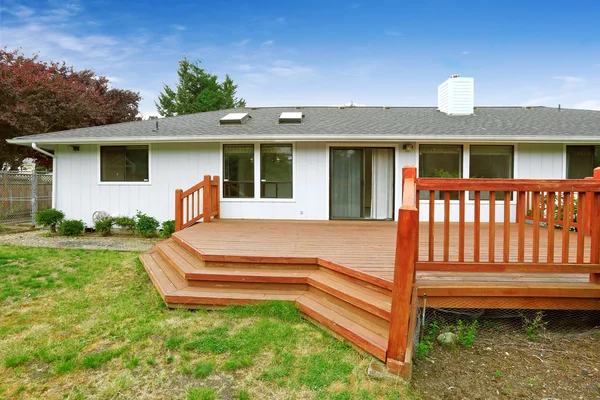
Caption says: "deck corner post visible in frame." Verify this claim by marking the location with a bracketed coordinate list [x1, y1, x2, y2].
[387, 205, 419, 363]
[175, 189, 183, 232]
[591, 190, 600, 284]
[203, 174, 212, 223]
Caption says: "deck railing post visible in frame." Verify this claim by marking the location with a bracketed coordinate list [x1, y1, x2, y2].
[175, 189, 183, 231]
[387, 165, 418, 372]
[213, 175, 220, 219]
[387, 206, 419, 364]
[202, 174, 212, 223]
[590, 168, 600, 283]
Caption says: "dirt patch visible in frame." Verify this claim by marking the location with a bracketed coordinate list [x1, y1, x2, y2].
[0, 229, 157, 251]
[411, 329, 600, 399]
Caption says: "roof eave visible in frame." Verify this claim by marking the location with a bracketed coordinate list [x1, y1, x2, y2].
[7, 134, 600, 145]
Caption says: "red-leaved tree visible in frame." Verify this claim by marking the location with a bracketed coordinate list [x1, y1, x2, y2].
[0, 48, 141, 168]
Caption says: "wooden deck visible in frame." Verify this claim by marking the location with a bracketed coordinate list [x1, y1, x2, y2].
[141, 218, 600, 372]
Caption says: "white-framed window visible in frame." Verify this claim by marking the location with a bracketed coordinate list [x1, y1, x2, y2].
[222, 143, 294, 200]
[469, 145, 514, 200]
[100, 145, 149, 182]
[418, 144, 463, 199]
[260, 144, 293, 199]
[223, 144, 255, 198]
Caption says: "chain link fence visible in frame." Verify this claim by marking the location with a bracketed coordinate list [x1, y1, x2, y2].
[0, 172, 53, 224]
[412, 301, 600, 361]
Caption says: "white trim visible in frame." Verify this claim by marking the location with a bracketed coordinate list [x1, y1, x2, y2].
[97, 143, 153, 185]
[10, 135, 600, 146]
[562, 143, 567, 179]
[220, 142, 296, 202]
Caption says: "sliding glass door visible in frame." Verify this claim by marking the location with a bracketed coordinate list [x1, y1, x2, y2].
[330, 148, 394, 220]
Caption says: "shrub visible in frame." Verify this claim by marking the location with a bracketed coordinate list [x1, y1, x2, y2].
[114, 216, 136, 231]
[59, 219, 85, 236]
[0, 223, 4, 233]
[135, 211, 159, 237]
[35, 209, 65, 232]
[94, 217, 114, 236]
[160, 220, 176, 238]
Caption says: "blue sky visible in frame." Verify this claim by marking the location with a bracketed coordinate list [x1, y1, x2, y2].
[1, 0, 600, 117]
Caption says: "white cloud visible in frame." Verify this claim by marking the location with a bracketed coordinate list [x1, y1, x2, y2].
[171, 24, 186, 31]
[232, 38, 251, 46]
[238, 64, 254, 72]
[261, 40, 274, 47]
[461, 51, 471, 55]
[104, 76, 122, 83]
[269, 60, 313, 77]
[553, 76, 584, 84]
[572, 100, 600, 111]
[350, 3, 360, 9]
[276, 17, 285, 24]
[385, 29, 403, 37]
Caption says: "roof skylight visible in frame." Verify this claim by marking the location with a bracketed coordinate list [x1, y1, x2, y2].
[220, 112, 250, 125]
[278, 112, 303, 124]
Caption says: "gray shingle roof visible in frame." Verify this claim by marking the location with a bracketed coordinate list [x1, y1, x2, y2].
[7, 106, 600, 145]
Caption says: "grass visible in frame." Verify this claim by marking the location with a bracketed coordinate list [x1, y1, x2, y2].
[0, 245, 414, 399]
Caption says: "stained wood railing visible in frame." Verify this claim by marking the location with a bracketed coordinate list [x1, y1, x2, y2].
[174, 175, 220, 231]
[386, 166, 600, 375]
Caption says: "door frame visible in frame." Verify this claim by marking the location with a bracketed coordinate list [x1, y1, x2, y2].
[327, 145, 396, 221]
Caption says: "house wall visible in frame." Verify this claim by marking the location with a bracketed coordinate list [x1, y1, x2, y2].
[54, 141, 567, 226]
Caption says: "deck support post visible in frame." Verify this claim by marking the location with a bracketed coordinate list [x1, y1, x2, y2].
[203, 175, 212, 223]
[387, 166, 418, 377]
[175, 189, 183, 232]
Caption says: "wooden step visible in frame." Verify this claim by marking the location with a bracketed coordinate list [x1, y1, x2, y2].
[309, 271, 392, 321]
[296, 291, 388, 361]
[165, 287, 305, 307]
[155, 239, 205, 279]
[140, 250, 187, 297]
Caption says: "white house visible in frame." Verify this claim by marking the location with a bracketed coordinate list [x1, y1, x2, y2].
[7, 76, 600, 225]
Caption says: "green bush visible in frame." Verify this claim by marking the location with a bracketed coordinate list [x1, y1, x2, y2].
[135, 211, 159, 237]
[160, 220, 176, 238]
[114, 216, 136, 231]
[59, 219, 85, 236]
[94, 218, 114, 236]
[0, 223, 4, 233]
[35, 209, 65, 232]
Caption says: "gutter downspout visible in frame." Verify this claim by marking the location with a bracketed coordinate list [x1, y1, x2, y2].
[31, 143, 57, 209]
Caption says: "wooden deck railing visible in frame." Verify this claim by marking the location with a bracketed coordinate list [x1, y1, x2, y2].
[386, 166, 600, 375]
[174, 175, 220, 231]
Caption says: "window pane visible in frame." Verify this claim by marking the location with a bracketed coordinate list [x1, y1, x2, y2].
[101, 146, 126, 181]
[101, 146, 149, 182]
[125, 146, 149, 182]
[223, 145, 254, 198]
[419, 145, 462, 200]
[567, 146, 598, 179]
[470, 145, 513, 200]
[261, 145, 293, 199]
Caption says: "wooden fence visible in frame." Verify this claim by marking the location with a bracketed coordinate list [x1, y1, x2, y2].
[386, 166, 600, 375]
[174, 175, 220, 231]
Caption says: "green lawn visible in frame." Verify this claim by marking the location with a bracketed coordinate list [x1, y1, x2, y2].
[0, 245, 415, 399]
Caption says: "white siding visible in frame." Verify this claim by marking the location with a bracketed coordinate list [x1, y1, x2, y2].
[54, 141, 568, 226]
[516, 143, 564, 179]
[55, 142, 219, 225]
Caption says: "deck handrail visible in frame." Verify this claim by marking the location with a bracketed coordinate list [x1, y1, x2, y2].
[174, 175, 221, 231]
[386, 166, 600, 374]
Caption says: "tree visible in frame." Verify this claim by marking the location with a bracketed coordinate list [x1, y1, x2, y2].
[0, 48, 141, 167]
[156, 57, 245, 117]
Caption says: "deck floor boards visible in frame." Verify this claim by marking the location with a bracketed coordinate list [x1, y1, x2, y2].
[174, 219, 595, 287]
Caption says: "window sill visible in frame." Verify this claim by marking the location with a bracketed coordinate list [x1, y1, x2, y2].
[221, 198, 296, 203]
[98, 181, 152, 186]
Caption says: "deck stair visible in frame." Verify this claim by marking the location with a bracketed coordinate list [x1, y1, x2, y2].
[141, 238, 393, 361]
